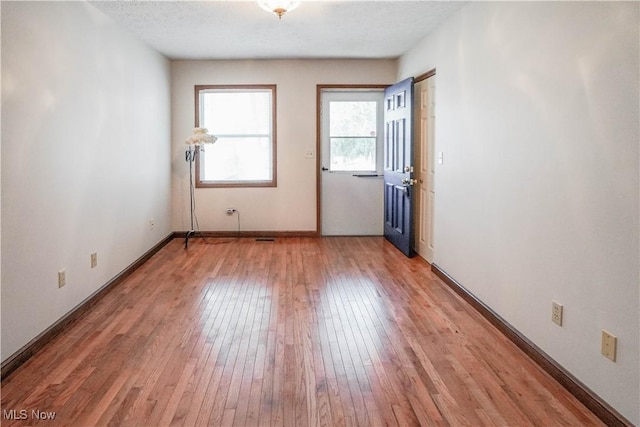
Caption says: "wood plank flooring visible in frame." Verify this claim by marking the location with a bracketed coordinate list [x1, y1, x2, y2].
[1, 237, 603, 426]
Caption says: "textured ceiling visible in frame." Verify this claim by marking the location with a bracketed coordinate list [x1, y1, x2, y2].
[89, 1, 467, 60]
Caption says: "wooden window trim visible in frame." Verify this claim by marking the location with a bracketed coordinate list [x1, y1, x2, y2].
[194, 84, 277, 188]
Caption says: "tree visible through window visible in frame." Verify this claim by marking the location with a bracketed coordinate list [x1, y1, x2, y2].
[195, 85, 276, 187]
[329, 101, 378, 171]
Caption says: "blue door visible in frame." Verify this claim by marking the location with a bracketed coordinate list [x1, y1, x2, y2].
[383, 78, 415, 257]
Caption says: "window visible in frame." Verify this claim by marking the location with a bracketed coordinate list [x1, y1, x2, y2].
[195, 85, 276, 187]
[329, 100, 378, 172]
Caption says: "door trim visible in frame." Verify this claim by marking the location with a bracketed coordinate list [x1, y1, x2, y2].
[415, 68, 436, 84]
[315, 84, 390, 234]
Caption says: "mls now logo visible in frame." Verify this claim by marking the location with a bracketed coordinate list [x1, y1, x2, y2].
[3, 409, 56, 420]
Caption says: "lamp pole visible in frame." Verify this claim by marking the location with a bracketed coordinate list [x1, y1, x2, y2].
[183, 127, 216, 249]
[185, 145, 197, 248]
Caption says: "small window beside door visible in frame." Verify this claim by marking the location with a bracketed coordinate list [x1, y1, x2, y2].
[329, 101, 378, 172]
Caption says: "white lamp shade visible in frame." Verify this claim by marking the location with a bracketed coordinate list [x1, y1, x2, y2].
[185, 127, 217, 145]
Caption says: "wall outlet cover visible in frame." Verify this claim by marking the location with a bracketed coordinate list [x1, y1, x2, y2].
[58, 270, 66, 288]
[551, 301, 563, 326]
[601, 330, 617, 362]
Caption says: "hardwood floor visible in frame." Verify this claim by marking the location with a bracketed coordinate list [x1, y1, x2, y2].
[1, 237, 603, 426]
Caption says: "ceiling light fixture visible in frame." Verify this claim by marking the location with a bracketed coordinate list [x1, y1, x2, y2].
[258, 0, 301, 19]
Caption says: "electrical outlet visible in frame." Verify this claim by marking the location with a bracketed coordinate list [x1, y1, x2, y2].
[601, 330, 617, 362]
[91, 252, 98, 269]
[552, 301, 563, 326]
[226, 208, 236, 215]
[149, 218, 155, 230]
[58, 270, 66, 288]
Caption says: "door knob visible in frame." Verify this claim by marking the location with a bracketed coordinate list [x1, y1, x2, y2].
[402, 178, 417, 186]
[322, 167, 329, 171]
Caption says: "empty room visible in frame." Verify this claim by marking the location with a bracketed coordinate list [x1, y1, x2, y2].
[1, 1, 638, 426]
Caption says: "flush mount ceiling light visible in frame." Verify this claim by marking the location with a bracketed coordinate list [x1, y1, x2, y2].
[257, 0, 301, 19]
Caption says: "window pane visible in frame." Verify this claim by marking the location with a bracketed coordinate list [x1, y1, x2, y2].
[330, 137, 376, 171]
[201, 91, 271, 135]
[195, 85, 276, 187]
[330, 101, 377, 137]
[201, 137, 272, 182]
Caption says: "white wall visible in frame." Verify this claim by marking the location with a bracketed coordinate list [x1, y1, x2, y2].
[171, 60, 396, 233]
[1, 2, 172, 361]
[399, 2, 639, 423]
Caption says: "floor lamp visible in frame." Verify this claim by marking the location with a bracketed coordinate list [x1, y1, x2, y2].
[184, 128, 217, 249]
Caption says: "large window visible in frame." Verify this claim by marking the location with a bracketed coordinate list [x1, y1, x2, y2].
[195, 85, 276, 187]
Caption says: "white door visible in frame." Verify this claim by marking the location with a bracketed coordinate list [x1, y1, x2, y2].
[320, 90, 385, 235]
[414, 76, 436, 262]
